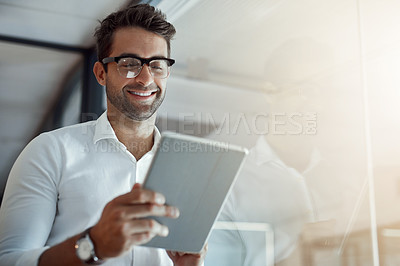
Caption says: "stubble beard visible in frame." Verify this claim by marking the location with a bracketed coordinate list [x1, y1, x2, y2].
[106, 82, 165, 122]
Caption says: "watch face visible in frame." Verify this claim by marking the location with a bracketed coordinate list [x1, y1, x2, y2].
[76, 238, 93, 261]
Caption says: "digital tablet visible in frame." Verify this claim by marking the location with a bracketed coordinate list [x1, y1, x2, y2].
[141, 132, 248, 253]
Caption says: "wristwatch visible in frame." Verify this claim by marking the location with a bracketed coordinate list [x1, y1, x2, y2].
[75, 228, 104, 265]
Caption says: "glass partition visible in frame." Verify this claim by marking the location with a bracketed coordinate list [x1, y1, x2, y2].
[160, 0, 400, 265]
[206, 222, 274, 266]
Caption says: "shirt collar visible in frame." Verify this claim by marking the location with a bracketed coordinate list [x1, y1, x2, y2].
[250, 136, 280, 166]
[93, 111, 161, 152]
[149, 126, 161, 155]
[93, 111, 118, 144]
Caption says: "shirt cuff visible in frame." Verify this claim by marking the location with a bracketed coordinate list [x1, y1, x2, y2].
[1, 246, 50, 266]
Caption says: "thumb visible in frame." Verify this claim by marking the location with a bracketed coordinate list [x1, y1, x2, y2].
[132, 183, 142, 190]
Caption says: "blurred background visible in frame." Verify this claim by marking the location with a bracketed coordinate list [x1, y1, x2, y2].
[1, 0, 400, 265]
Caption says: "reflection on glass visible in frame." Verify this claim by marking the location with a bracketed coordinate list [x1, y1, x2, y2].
[206, 222, 274, 266]
[161, 0, 400, 264]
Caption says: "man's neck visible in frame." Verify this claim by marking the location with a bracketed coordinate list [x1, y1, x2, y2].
[107, 111, 156, 161]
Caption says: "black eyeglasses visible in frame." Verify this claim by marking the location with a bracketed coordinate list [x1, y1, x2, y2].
[102, 56, 175, 79]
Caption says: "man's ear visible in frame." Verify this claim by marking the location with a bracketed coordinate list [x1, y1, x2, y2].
[93, 61, 106, 86]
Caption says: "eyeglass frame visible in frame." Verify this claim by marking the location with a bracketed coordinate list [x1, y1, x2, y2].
[101, 55, 175, 79]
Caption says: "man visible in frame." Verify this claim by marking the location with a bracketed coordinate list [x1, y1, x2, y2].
[206, 135, 314, 265]
[0, 4, 206, 266]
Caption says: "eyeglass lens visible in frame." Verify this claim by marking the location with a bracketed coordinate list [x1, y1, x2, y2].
[117, 57, 170, 79]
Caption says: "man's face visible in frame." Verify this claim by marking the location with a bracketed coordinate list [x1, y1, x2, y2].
[102, 27, 169, 121]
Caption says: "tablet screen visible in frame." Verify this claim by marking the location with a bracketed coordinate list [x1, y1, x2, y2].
[141, 132, 248, 252]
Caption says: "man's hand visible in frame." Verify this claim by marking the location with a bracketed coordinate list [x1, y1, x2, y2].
[90, 183, 180, 260]
[166, 244, 208, 266]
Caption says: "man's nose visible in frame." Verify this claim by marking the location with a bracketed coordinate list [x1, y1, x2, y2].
[135, 64, 154, 87]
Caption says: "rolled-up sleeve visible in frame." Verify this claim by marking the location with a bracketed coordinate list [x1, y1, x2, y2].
[0, 133, 61, 266]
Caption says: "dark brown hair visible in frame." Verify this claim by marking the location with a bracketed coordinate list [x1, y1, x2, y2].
[94, 4, 176, 64]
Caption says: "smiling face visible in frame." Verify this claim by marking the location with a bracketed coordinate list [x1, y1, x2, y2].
[94, 27, 169, 121]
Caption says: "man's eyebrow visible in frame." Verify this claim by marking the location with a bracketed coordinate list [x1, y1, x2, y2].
[118, 53, 140, 58]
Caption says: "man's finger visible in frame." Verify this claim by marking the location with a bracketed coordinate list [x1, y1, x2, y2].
[129, 232, 156, 245]
[120, 204, 180, 219]
[127, 219, 169, 237]
[116, 186, 166, 205]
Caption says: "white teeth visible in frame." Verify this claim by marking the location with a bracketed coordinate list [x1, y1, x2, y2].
[130, 91, 153, 96]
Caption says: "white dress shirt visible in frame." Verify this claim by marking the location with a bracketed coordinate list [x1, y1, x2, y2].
[206, 136, 314, 265]
[0, 111, 173, 266]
